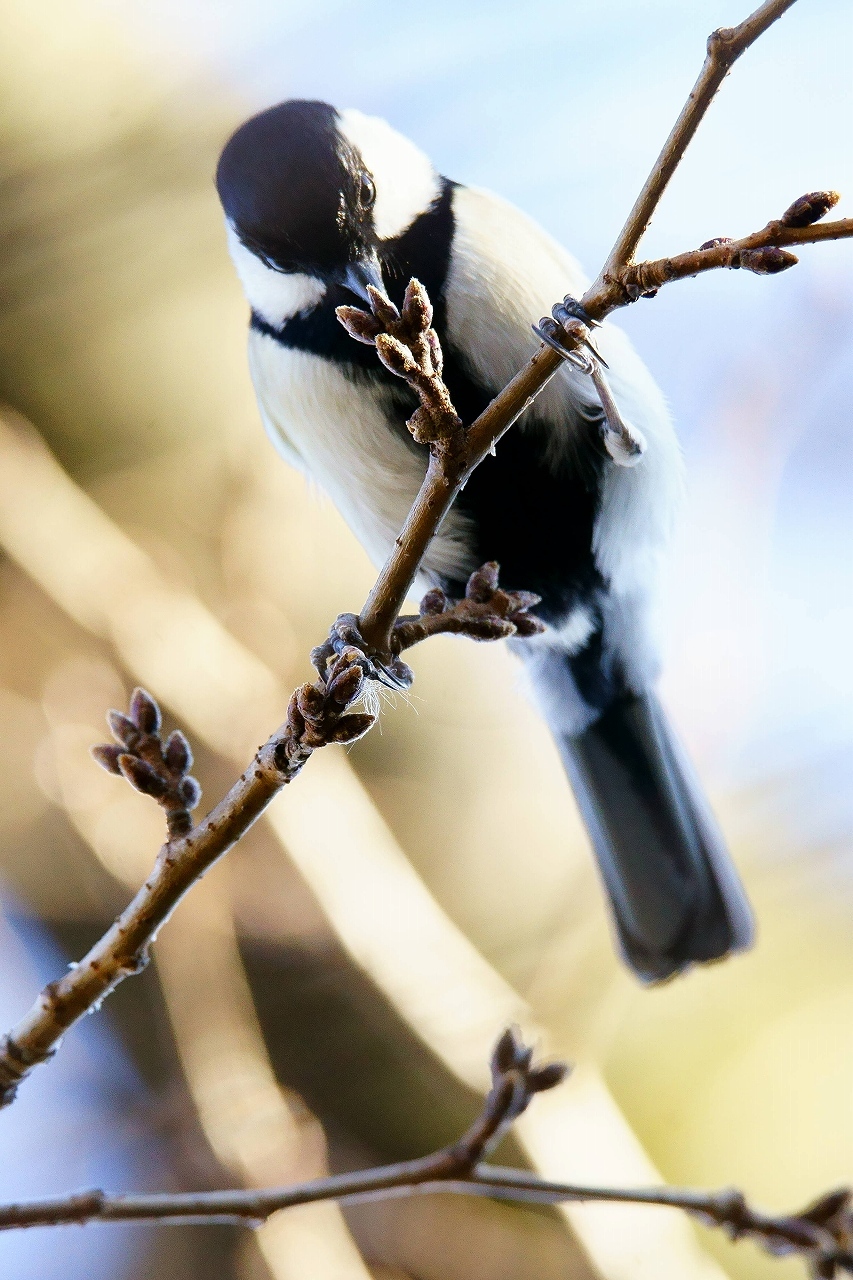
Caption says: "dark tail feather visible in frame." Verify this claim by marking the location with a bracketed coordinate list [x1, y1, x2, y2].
[558, 690, 754, 983]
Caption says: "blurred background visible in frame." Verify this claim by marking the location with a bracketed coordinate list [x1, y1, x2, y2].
[0, 1, 851, 1277]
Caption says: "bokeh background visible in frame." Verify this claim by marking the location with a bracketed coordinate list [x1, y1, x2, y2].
[0, 1, 851, 1277]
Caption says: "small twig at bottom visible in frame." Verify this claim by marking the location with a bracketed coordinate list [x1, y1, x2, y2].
[0, 1030, 850, 1278]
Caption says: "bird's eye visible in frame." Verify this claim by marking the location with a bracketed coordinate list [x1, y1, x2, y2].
[359, 172, 376, 211]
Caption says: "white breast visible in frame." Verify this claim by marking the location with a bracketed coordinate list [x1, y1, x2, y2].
[248, 329, 478, 589]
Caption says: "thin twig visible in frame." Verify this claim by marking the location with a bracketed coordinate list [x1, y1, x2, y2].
[615, 195, 852, 302]
[591, 0, 800, 298]
[0, 1031, 850, 1279]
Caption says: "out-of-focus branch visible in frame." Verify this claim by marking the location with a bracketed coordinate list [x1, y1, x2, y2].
[0, 1029, 566, 1229]
[0, 1030, 850, 1279]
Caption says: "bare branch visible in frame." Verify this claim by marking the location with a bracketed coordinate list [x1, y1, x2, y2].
[592, 0, 800, 294]
[355, 0, 830, 654]
[612, 199, 853, 303]
[0, 1031, 850, 1279]
[0, 564, 530, 1106]
[0, 648, 373, 1104]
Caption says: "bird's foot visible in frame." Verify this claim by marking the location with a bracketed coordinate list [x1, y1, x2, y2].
[534, 295, 646, 468]
[310, 614, 414, 691]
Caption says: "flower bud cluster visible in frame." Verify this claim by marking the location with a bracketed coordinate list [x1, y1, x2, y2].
[92, 689, 201, 838]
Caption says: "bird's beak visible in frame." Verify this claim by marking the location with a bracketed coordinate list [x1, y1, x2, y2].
[339, 251, 385, 303]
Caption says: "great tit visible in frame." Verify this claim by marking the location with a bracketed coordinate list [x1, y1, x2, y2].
[215, 99, 754, 982]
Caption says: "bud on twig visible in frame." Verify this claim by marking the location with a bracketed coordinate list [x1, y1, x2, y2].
[375, 334, 417, 378]
[330, 713, 376, 744]
[91, 688, 202, 841]
[129, 687, 161, 735]
[466, 562, 501, 603]
[335, 306, 383, 345]
[392, 563, 544, 653]
[335, 277, 465, 462]
[401, 278, 432, 333]
[780, 190, 840, 228]
[118, 755, 169, 799]
[419, 587, 447, 616]
[737, 246, 799, 274]
[327, 663, 365, 705]
[107, 711, 139, 749]
[90, 743, 124, 775]
[164, 730, 192, 775]
[365, 284, 401, 331]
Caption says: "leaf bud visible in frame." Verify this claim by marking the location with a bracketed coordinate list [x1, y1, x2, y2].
[780, 190, 839, 228]
[129, 688, 161, 735]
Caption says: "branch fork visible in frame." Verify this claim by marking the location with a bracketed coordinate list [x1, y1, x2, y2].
[312, 562, 544, 693]
[616, 189, 845, 303]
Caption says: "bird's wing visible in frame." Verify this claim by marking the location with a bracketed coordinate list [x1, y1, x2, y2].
[445, 184, 592, 409]
[446, 183, 683, 606]
[445, 184, 669, 442]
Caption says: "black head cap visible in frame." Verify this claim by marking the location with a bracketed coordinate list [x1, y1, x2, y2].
[216, 100, 377, 277]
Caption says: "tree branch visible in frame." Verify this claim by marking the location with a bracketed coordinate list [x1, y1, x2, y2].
[1, 1031, 850, 1279]
[0, 555, 538, 1108]
[591, 0, 800, 296]
[613, 193, 852, 303]
[0, 0, 846, 1108]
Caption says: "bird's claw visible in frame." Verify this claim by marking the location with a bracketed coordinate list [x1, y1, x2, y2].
[310, 614, 414, 690]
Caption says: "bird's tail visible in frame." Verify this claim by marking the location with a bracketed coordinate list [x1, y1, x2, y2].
[553, 685, 754, 982]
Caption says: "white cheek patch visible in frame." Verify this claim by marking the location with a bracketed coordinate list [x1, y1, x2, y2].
[338, 108, 440, 242]
[226, 223, 326, 328]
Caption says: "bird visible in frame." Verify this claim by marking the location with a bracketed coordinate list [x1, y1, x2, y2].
[215, 99, 754, 983]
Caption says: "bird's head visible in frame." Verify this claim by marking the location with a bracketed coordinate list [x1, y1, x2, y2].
[216, 100, 439, 319]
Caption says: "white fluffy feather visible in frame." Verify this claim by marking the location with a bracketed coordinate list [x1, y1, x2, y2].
[228, 211, 474, 591]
